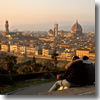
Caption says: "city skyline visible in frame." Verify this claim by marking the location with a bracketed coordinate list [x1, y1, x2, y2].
[0, 0, 95, 31]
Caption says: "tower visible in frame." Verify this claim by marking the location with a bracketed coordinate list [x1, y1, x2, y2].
[54, 23, 58, 37]
[60, 30, 63, 37]
[5, 20, 9, 33]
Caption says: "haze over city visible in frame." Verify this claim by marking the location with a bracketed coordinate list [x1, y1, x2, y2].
[0, 0, 95, 31]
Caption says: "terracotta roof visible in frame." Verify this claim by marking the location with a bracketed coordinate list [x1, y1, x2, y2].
[71, 20, 82, 32]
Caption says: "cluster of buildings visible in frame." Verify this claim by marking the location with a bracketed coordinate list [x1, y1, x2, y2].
[0, 20, 95, 63]
[2, 20, 22, 38]
[47, 20, 83, 38]
[0, 44, 42, 57]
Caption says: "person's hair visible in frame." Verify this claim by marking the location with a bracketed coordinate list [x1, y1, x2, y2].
[72, 56, 80, 61]
[83, 56, 89, 60]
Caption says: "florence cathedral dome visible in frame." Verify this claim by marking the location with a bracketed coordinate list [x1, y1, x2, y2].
[71, 20, 82, 35]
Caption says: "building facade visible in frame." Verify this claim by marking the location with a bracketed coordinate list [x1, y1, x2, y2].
[42, 48, 54, 57]
[26, 46, 35, 55]
[76, 49, 89, 57]
[89, 51, 95, 63]
[1, 44, 10, 52]
[10, 45, 17, 53]
[20, 46, 26, 54]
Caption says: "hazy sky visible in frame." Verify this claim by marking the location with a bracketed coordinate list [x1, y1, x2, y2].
[0, 0, 95, 30]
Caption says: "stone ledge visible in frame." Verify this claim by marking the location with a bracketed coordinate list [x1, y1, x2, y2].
[36, 84, 95, 95]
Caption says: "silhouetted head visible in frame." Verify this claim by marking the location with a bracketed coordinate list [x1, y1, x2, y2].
[83, 56, 89, 60]
[72, 56, 80, 61]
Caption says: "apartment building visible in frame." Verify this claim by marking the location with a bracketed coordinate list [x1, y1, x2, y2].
[20, 45, 26, 54]
[60, 51, 75, 60]
[89, 51, 95, 63]
[1, 44, 10, 52]
[10, 45, 17, 53]
[76, 49, 89, 57]
[42, 48, 54, 57]
[26, 46, 35, 55]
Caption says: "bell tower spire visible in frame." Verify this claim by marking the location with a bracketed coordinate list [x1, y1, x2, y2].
[5, 20, 9, 33]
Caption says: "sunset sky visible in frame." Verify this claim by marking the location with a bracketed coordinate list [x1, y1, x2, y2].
[0, 0, 95, 31]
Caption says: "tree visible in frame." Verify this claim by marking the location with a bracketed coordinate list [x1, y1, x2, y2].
[31, 56, 37, 72]
[4, 55, 17, 74]
[17, 65, 31, 74]
[51, 50, 59, 73]
[41, 60, 54, 72]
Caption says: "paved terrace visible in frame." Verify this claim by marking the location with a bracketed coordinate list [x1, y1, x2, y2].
[7, 82, 95, 95]
[37, 85, 95, 95]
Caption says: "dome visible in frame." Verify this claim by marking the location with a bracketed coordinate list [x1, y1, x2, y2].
[71, 20, 82, 34]
[48, 29, 53, 36]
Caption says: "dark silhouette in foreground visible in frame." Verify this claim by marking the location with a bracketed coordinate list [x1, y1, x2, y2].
[48, 56, 95, 92]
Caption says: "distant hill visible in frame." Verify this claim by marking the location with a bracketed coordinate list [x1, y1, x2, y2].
[0, 30, 3, 32]
[10, 21, 95, 31]
[59, 25, 95, 31]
